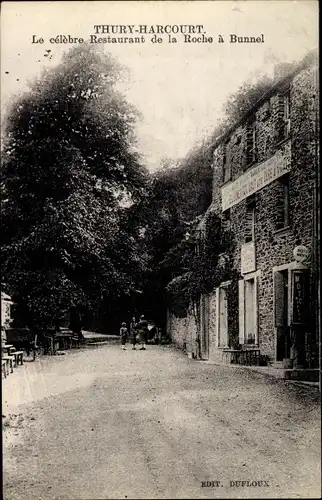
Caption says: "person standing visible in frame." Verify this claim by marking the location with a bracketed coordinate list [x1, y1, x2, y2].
[138, 315, 148, 350]
[130, 316, 137, 350]
[69, 304, 84, 341]
[120, 322, 129, 350]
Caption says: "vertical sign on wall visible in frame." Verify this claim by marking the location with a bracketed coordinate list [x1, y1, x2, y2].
[291, 270, 309, 325]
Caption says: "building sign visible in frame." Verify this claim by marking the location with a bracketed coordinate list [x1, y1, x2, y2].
[241, 241, 256, 274]
[221, 142, 291, 211]
[293, 245, 309, 263]
[291, 270, 309, 325]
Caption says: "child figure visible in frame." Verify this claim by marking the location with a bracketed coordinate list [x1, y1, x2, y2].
[120, 322, 128, 350]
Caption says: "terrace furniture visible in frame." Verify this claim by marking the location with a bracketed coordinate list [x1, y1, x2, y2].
[58, 328, 80, 349]
[2, 359, 8, 378]
[1, 344, 14, 354]
[13, 350, 24, 366]
[5, 329, 31, 350]
[2, 355, 14, 374]
[71, 336, 80, 348]
[55, 333, 73, 350]
[222, 348, 260, 366]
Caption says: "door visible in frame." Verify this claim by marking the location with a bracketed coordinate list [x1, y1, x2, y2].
[245, 279, 255, 344]
[275, 270, 290, 361]
[218, 287, 228, 347]
[200, 295, 209, 360]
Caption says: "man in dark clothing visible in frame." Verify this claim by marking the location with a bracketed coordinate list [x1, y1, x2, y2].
[69, 305, 84, 341]
[137, 315, 148, 350]
[130, 316, 138, 350]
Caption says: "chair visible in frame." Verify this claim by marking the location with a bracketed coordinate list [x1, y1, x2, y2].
[2, 359, 8, 378]
[13, 351, 24, 366]
[2, 355, 14, 374]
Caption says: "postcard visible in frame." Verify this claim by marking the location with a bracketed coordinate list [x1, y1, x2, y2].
[1, 1, 320, 499]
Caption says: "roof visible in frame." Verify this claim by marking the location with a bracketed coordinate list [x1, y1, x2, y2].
[210, 49, 318, 150]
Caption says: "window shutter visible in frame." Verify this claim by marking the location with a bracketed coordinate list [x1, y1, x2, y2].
[215, 288, 220, 347]
[275, 94, 285, 141]
[238, 279, 245, 344]
[284, 94, 291, 137]
[275, 175, 290, 230]
[244, 210, 253, 241]
[245, 196, 256, 241]
[275, 181, 285, 230]
[245, 123, 254, 165]
[223, 142, 231, 183]
[274, 272, 285, 327]
[254, 275, 259, 344]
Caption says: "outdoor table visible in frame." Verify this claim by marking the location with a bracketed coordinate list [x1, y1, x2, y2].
[222, 348, 260, 366]
[1, 344, 14, 355]
[55, 333, 73, 350]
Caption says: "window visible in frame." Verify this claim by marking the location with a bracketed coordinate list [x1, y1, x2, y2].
[222, 208, 231, 230]
[217, 285, 229, 347]
[262, 100, 271, 121]
[274, 269, 290, 360]
[195, 229, 205, 255]
[283, 92, 291, 138]
[275, 90, 291, 142]
[245, 195, 256, 243]
[238, 275, 259, 346]
[222, 141, 231, 183]
[276, 174, 290, 230]
[245, 279, 256, 344]
[195, 234, 201, 255]
[245, 117, 257, 166]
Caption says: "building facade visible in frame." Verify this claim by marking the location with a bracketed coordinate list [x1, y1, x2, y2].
[168, 51, 319, 377]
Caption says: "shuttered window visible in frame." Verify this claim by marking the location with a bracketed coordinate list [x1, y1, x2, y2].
[222, 208, 231, 231]
[275, 90, 291, 142]
[222, 141, 231, 183]
[245, 117, 257, 167]
[238, 279, 245, 345]
[245, 195, 256, 242]
[253, 276, 258, 344]
[239, 276, 259, 346]
[274, 271, 286, 327]
[276, 174, 290, 230]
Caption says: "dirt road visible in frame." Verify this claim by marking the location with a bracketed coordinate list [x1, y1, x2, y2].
[2, 344, 321, 499]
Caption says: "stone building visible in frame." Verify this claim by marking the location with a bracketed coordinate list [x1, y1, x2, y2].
[168, 51, 319, 379]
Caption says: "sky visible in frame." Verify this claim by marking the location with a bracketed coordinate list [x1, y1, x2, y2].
[1, 0, 318, 171]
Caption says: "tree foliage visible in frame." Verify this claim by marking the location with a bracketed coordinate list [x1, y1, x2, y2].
[165, 211, 235, 317]
[1, 44, 148, 332]
[134, 143, 214, 325]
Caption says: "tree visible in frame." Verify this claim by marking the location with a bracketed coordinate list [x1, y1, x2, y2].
[133, 142, 214, 326]
[1, 44, 148, 333]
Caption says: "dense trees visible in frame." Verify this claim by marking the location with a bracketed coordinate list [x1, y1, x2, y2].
[1, 44, 148, 333]
[136, 144, 214, 326]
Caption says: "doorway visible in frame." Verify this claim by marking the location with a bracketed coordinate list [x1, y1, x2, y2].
[200, 295, 209, 360]
[245, 278, 256, 344]
[218, 287, 228, 347]
[274, 269, 290, 361]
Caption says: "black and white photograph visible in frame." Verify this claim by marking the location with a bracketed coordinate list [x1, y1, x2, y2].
[1, 1, 320, 499]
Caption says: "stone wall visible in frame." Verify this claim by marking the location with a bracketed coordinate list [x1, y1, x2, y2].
[167, 308, 199, 358]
